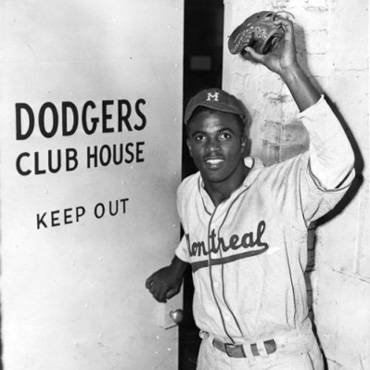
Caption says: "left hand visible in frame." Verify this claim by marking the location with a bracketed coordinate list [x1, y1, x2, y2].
[145, 264, 183, 303]
[241, 18, 298, 76]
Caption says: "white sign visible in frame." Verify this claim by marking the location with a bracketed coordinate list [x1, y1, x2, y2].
[0, 1, 183, 369]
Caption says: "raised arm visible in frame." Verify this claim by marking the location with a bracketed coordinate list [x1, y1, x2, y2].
[242, 17, 354, 189]
[242, 18, 320, 111]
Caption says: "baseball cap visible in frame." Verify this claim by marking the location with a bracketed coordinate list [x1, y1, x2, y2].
[184, 88, 247, 125]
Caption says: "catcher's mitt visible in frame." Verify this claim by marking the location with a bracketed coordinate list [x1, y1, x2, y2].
[228, 11, 286, 55]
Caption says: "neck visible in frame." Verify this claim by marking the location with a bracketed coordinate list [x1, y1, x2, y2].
[204, 164, 249, 206]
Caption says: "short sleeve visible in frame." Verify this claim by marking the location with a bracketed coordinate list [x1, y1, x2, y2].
[175, 235, 190, 263]
[174, 177, 194, 262]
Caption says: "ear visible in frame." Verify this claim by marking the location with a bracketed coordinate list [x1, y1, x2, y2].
[241, 135, 252, 157]
[240, 135, 248, 155]
[186, 138, 193, 157]
[241, 135, 247, 148]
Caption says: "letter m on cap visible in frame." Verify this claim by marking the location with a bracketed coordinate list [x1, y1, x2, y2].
[206, 92, 219, 102]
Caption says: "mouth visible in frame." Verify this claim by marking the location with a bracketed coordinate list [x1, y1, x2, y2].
[204, 157, 224, 168]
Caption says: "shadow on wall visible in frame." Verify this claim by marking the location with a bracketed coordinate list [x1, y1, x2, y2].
[306, 96, 363, 370]
[315, 96, 364, 228]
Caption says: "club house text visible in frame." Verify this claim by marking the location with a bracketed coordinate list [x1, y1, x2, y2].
[14, 99, 147, 175]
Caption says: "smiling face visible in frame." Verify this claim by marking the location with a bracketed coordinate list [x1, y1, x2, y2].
[186, 109, 247, 192]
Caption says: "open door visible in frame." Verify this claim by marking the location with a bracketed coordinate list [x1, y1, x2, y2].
[0, 1, 183, 369]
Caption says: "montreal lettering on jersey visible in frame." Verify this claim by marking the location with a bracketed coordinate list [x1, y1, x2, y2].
[187, 220, 269, 272]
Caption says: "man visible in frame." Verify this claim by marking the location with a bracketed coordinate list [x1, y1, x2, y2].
[145, 18, 354, 369]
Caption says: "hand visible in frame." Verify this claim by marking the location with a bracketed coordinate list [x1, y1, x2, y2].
[145, 265, 183, 303]
[241, 18, 299, 76]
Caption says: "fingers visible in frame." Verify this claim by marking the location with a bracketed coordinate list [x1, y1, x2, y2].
[145, 275, 153, 289]
[145, 274, 172, 303]
[147, 279, 168, 302]
[166, 286, 180, 300]
[273, 16, 293, 28]
[154, 289, 168, 303]
[273, 18, 294, 41]
[241, 46, 265, 63]
[145, 266, 181, 302]
[146, 282, 180, 302]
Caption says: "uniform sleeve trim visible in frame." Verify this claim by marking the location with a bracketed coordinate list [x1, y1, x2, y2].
[297, 94, 325, 119]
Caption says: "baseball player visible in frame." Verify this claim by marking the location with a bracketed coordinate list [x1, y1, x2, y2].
[145, 18, 354, 369]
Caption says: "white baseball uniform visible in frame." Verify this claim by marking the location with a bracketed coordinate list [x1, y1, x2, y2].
[175, 96, 355, 369]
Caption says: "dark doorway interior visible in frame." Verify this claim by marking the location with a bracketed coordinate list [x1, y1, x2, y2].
[179, 1, 224, 369]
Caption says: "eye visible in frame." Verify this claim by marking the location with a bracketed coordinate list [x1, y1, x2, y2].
[193, 133, 206, 143]
[218, 132, 232, 140]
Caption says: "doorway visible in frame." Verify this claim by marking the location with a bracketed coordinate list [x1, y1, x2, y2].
[179, 0, 224, 369]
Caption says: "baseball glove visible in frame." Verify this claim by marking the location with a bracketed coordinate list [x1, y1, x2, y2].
[228, 11, 286, 55]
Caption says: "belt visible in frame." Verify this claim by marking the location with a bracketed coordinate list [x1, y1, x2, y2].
[212, 338, 277, 358]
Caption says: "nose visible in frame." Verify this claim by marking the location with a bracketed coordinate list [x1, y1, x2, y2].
[205, 137, 221, 153]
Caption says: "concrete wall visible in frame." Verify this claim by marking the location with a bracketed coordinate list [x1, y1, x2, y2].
[223, 1, 369, 369]
[0, 1, 183, 369]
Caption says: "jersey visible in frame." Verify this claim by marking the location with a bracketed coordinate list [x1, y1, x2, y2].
[175, 96, 355, 343]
